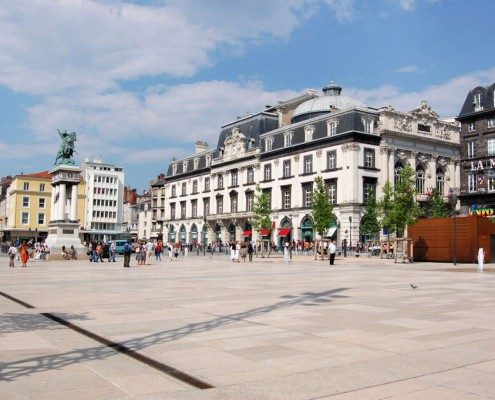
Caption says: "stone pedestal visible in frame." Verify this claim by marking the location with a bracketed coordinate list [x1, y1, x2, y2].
[45, 165, 86, 260]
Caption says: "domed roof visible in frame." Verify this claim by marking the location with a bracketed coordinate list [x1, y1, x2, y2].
[292, 83, 366, 122]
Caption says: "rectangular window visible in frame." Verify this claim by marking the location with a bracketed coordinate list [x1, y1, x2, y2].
[264, 164, 272, 181]
[327, 180, 337, 204]
[364, 119, 373, 133]
[21, 211, 29, 224]
[216, 196, 223, 214]
[302, 185, 313, 208]
[474, 93, 482, 110]
[39, 198, 46, 208]
[39, 183, 45, 192]
[488, 172, 495, 193]
[282, 187, 291, 209]
[230, 194, 238, 213]
[488, 138, 495, 156]
[488, 118, 495, 129]
[171, 185, 176, 197]
[231, 171, 238, 186]
[284, 133, 292, 147]
[327, 151, 337, 170]
[170, 203, 176, 220]
[192, 180, 198, 194]
[363, 181, 376, 203]
[38, 212, 45, 225]
[468, 122, 476, 132]
[265, 138, 273, 151]
[204, 177, 210, 191]
[283, 160, 291, 177]
[468, 173, 477, 193]
[22, 196, 29, 207]
[467, 141, 477, 158]
[191, 200, 197, 218]
[203, 198, 210, 216]
[304, 155, 313, 174]
[246, 193, 254, 211]
[364, 149, 375, 168]
[23, 182, 29, 191]
[180, 202, 186, 219]
[246, 167, 254, 184]
[218, 174, 224, 189]
[327, 121, 337, 136]
[181, 182, 187, 196]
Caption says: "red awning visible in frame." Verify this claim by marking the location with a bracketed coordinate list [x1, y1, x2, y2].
[278, 228, 292, 237]
[242, 230, 252, 237]
[259, 228, 271, 236]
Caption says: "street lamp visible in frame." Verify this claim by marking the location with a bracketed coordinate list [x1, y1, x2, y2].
[203, 215, 207, 256]
[344, 229, 348, 257]
[348, 216, 352, 254]
[288, 213, 292, 260]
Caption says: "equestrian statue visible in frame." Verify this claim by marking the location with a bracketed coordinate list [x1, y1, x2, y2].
[54, 129, 77, 165]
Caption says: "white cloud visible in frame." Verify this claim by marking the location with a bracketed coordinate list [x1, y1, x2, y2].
[324, 0, 357, 22]
[394, 65, 423, 74]
[346, 67, 495, 116]
[396, 0, 415, 11]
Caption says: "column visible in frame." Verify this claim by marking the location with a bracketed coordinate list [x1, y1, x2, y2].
[70, 184, 78, 221]
[50, 184, 57, 221]
[59, 183, 67, 221]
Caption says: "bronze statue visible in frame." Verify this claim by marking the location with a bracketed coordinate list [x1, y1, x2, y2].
[54, 129, 77, 165]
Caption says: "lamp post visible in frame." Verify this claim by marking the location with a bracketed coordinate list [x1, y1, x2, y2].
[348, 216, 352, 254]
[344, 229, 348, 257]
[203, 215, 207, 256]
[448, 187, 458, 266]
[288, 213, 293, 260]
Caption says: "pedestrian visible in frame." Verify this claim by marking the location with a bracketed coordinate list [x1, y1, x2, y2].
[283, 242, 290, 263]
[20, 240, 29, 267]
[235, 241, 240, 262]
[145, 240, 154, 265]
[230, 242, 236, 262]
[8, 243, 17, 267]
[247, 241, 254, 262]
[168, 243, 174, 260]
[109, 241, 116, 262]
[123, 240, 132, 268]
[155, 241, 162, 261]
[329, 240, 336, 265]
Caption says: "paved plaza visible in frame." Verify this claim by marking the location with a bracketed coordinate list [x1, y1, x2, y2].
[0, 254, 494, 399]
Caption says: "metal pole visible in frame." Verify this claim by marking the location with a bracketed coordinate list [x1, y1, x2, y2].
[453, 211, 457, 266]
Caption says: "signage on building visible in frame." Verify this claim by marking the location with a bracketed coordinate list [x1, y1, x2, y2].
[469, 204, 495, 217]
[471, 159, 495, 171]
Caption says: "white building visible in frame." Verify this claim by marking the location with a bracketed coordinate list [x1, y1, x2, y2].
[82, 157, 125, 241]
[154, 83, 460, 249]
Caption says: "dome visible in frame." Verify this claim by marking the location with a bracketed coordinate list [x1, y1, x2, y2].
[292, 83, 366, 123]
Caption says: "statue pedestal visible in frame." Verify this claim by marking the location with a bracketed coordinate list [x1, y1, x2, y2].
[45, 164, 86, 260]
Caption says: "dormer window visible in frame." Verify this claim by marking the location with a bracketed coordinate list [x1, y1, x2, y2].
[206, 155, 212, 166]
[172, 164, 177, 175]
[183, 161, 188, 172]
[304, 125, 314, 142]
[474, 93, 482, 111]
[468, 123, 476, 132]
[284, 131, 293, 147]
[326, 119, 338, 136]
[362, 117, 374, 134]
[265, 137, 274, 152]
[193, 158, 199, 170]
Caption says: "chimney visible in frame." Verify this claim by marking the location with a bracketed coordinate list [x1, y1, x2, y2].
[195, 141, 209, 154]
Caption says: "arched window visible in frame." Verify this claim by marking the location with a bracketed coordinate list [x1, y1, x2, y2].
[394, 161, 404, 187]
[436, 167, 445, 196]
[416, 165, 425, 194]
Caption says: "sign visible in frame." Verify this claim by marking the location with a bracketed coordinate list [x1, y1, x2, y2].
[470, 204, 495, 217]
[471, 159, 495, 171]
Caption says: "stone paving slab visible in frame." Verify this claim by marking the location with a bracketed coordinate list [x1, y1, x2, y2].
[0, 255, 494, 399]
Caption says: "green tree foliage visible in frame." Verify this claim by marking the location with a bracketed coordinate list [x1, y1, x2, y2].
[252, 185, 272, 230]
[378, 166, 422, 237]
[427, 188, 449, 218]
[311, 176, 335, 237]
[361, 189, 381, 239]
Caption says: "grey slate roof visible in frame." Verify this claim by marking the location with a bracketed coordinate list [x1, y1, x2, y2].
[458, 83, 495, 118]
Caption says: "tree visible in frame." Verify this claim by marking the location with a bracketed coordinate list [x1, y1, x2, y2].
[252, 185, 272, 231]
[361, 189, 381, 240]
[311, 176, 335, 237]
[377, 180, 395, 237]
[377, 166, 422, 238]
[427, 188, 449, 218]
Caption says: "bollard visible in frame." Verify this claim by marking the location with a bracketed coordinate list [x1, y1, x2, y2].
[477, 247, 484, 272]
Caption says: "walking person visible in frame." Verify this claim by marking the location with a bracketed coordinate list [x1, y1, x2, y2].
[8, 243, 17, 267]
[109, 241, 116, 262]
[329, 240, 336, 266]
[230, 242, 236, 263]
[20, 240, 29, 267]
[123, 240, 132, 268]
[155, 241, 162, 261]
[235, 241, 240, 263]
[247, 241, 254, 262]
[283, 242, 290, 263]
[145, 240, 154, 265]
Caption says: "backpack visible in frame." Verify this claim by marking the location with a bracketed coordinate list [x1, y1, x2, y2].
[123, 243, 132, 255]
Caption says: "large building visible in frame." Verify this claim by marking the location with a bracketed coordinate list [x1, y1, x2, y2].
[1, 171, 85, 243]
[82, 157, 125, 241]
[152, 83, 460, 248]
[457, 83, 495, 216]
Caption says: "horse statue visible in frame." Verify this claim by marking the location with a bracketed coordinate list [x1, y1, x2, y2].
[54, 129, 78, 165]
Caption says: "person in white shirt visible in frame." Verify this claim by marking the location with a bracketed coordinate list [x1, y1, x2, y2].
[329, 240, 336, 265]
[235, 242, 240, 262]
[8, 244, 17, 267]
[145, 240, 154, 265]
[284, 242, 290, 263]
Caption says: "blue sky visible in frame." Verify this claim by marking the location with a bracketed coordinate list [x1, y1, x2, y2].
[0, 0, 494, 190]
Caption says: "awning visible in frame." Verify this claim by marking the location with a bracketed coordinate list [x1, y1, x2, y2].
[278, 228, 292, 237]
[324, 227, 337, 238]
[259, 228, 271, 236]
[242, 230, 252, 237]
